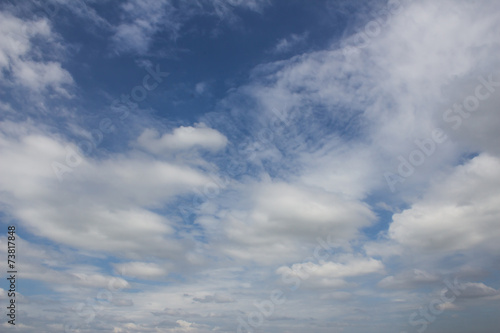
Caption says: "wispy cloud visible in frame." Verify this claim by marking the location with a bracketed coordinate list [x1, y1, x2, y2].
[270, 32, 309, 55]
[0, 11, 73, 97]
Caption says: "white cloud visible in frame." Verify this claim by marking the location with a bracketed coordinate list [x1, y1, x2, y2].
[271, 32, 308, 54]
[437, 302, 460, 311]
[111, 0, 179, 54]
[0, 236, 130, 291]
[0, 121, 214, 260]
[113, 262, 168, 279]
[176, 320, 196, 331]
[12, 59, 73, 94]
[277, 255, 384, 289]
[1, 1, 500, 332]
[136, 124, 228, 153]
[193, 293, 235, 303]
[298, 141, 382, 199]
[219, 0, 500, 203]
[459, 282, 499, 299]
[312, 257, 384, 278]
[388, 153, 500, 254]
[378, 269, 440, 289]
[0, 11, 73, 95]
[209, 182, 376, 264]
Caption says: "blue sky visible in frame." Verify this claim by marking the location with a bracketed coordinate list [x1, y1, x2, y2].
[1, 0, 500, 332]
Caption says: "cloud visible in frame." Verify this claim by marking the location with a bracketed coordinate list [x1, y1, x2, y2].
[271, 32, 308, 55]
[320, 291, 352, 301]
[388, 153, 500, 254]
[217, 0, 500, 202]
[136, 124, 228, 153]
[281, 257, 384, 279]
[51, 0, 112, 31]
[110, 0, 271, 55]
[209, 182, 376, 264]
[437, 302, 460, 311]
[193, 293, 235, 303]
[195, 82, 207, 95]
[176, 319, 197, 331]
[0, 235, 130, 292]
[276, 255, 384, 288]
[113, 262, 168, 279]
[111, 0, 179, 55]
[0, 11, 73, 96]
[459, 282, 499, 299]
[378, 269, 440, 289]
[199, 0, 271, 22]
[12, 59, 73, 93]
[112, 298, 134, 307]
[0, 121, 215, 261]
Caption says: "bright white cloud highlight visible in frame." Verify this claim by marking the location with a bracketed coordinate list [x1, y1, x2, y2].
[389, 153, 500, 253]
[137, 124, 228, 153]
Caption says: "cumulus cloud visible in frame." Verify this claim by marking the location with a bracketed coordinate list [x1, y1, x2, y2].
[209, 182, 376, 264]
[0, 121, 214, 260]
[277, 255, 384, 288]
[388, 153, 500, 254]
[136, 124, 228, 153]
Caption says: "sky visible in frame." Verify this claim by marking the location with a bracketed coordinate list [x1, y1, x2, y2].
[0, 0, 500, 332]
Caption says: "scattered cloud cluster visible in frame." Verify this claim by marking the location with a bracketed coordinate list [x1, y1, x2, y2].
[0, 0, 499, 332]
